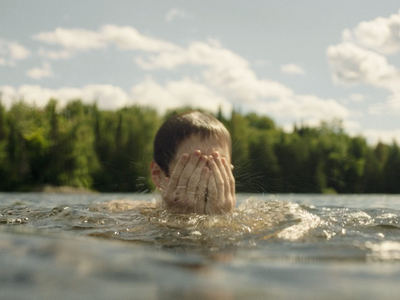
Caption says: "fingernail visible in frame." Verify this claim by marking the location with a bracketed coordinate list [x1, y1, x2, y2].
[209, 156, 214, 162]
[194, 150, 201, 157]
[182, 153, 189, 160]
[213, 151, 219, 157]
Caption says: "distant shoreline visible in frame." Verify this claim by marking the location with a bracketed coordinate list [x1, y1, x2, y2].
[31, 185, 97, 194]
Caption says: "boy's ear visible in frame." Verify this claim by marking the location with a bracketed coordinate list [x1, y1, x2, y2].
[150, 161, 164, 189]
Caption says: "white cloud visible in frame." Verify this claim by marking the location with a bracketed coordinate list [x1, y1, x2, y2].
[33, 27, 107, 50]
[131, 77, 232, 116]
[80, 85, 130, 110]
[0, 84, 130, 110]
[135, 39, 247, 70]
[0, 80, 232, 116]
[101, 25, 179, 52]
[0, 86, 17, 108]
[31, 25, 345, 122]
[350, 93, 365, 102]
[166, 8, 188, 22]
[281, 63, 305, 75]
[246, 94, 350, 121]
[4, 24, 353, 129]
[342, 10, 400, 55]
[362, 128, 400, 145]
[135, 38, 350, 123]
[0, 80, 231, 115]
[327, 43, 399, 89]
[0, 80, 231, 114]
[342, 119, 362, 132]
[0, 39, 30, 66]
[328, 11, 400, 118]
[26, 62, 53, 79]
[369, 93, 400, 116]
[4, 85, 55, 108]
[0, 76, 352, 139]
[3, 82, 386, 145]
[136, 40, 294, 103]
[31, 25, 350, 124]
[8, 42, 30, 60]
[38, 48, 74, 60]
[34, 25, 179, 60]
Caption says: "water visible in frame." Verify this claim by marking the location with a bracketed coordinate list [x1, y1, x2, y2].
[1, 193, 400, 300]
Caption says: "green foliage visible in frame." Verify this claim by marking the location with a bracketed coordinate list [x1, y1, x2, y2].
[91, 106, 160, 192]
[228, 111, 251, 192]
[0, 99, 398, 193]
[383, 142, 400, 193]
[245, 113, 275, 130]
[0, 102, 9, 184]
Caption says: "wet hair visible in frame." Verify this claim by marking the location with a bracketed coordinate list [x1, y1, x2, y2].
[153, 111, 232, 175]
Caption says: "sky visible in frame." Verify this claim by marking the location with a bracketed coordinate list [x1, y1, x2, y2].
[0, 0, 399, 145]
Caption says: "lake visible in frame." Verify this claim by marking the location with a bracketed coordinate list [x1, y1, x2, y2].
[1, 193, 400, 300]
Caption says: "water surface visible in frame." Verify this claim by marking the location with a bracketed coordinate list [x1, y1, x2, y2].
[1, 193, 400, 299]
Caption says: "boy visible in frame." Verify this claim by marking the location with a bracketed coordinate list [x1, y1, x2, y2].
[150, 111, 236, 215]
[105, 111, 235, 215]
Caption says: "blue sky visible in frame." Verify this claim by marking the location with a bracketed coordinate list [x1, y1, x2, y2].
[1, 0, 399, 144]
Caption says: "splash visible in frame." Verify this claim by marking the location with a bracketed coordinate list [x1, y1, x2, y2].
[140, 197, 321, 241]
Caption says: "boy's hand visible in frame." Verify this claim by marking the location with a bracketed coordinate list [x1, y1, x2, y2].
[205, 151, 236, 215]
[162, 151, 210, 214]
[162, 150, 236, 215]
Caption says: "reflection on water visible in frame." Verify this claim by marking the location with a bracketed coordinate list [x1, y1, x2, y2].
[1, 193, 400, 299]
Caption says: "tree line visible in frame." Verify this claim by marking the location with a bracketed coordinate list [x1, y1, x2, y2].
[0, 99, 399, 193]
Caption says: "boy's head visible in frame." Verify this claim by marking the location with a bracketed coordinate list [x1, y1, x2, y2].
[153, 111, 232, 177]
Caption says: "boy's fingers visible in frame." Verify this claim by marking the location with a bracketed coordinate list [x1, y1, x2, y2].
[195, 166, 209, 213]
[222, 157, 235, 195]
[187, 155, 207, 197]
[209, 154, 225, 198]
[215, 154, 231, 200]
[206, 171, 218, 214]
[177, 150, 201, 188]
[166, 153, 189, 195]
[221, 157, 236, 212]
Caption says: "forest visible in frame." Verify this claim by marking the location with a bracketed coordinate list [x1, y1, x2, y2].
[0, 99, 399, 194]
